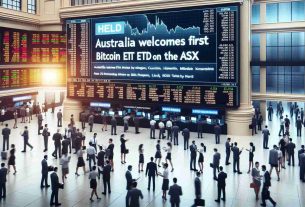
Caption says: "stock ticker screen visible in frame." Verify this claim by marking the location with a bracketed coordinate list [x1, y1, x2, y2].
[66, 4, 240, 108]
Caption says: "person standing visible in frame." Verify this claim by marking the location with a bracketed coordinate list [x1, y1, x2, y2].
[284, 115, 290, 132]
[0, 163, 8, 200]
[158, 120, 165, 139]
[279, 137, 287, 169]
[101, 111, 108, 132]
[150, 118, 156, 139]
[198, 143, 206, 173]
[296, 116, 303, 137]
[21, 126, 33, 152]
[120, 134, 128, 164]
[158, 163, 170, 201]
[212, 148, 221, 180]
[87, 142, 96, 171]
[225, 138, 232, 165]
[172, 123, 180, 145]
[278, 116, 285, 136]
[110, 116, 117, 135]
[89, 166, 101, 201]
[7, 144, 16, 175]
[13, 110, 18, 129]
[164, 142, 174, 172]
[60, 153, 71, 183]
[286, 138, 296, 166]
[138, 144, 144, 172]
[134, 116, 140, 134]
[57, 109, 63, 127]
[107, 139, 115, 171]
[197, 119, 204, 138]
[267, 104, 273, 121]
[299, 151, 305, 182]
[168, 177, 183, 207]
[262, 126, 270, 149]
[42, 124, 50, 152]
[251, 115, 257, 135]
[96, 145, 105, 178]
[88, 113, 94, 132]
[166, 119, 173, 140]
[123, 115, 130, 132]
[146, 157, 158, 192]
[214, 166, 227, 203]
[20, 105, 26, 123]
[61, 136, 71, 155]
[50, 167, 62, 206]
[126, 182, 143, 207]
[182, 127, 190, 150]
[269, 145, 280, 181]
[154, 140, 162, 167]
[2, 124, 10, 152]
[261, 165, 276, 207]
[214, 123, 221, 144]
[301, 108, 304, 123]
[102, 160, 112, 195]
[247, 142, 255, 173]
[232, 142, 242, 174]
[90, 133, 98, 151]
[194, 172, 201, 199]
[70, 114, 75, 127]
[190, 141, 197, 171]
[298, 145, 305, 166]
[257, 113, 263, 131]
[251, 162, 262, 200]
[37, 112, 43, 135]
[52, 129, 62, 159]
[125, 165, 135, 190]
[41, 155, 50, 188]
[80, 112, 86, 130]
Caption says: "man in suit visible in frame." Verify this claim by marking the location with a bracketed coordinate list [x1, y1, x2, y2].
[134, 116, 140, 134]
[298, 145, 305, 166]
[262, 125, 270, 149]
[286, 138, 296, 166]
[197, 119, 204, 138]
[80, 112, 86, 130]
[194, 172, 201, 199]
[190, 141, 197, 171]
[212, 148, 221, 180]
[88, 113, 94, 132]
[166, 119, 173, 140]
[225, 138, 232, 165]
[0, 163, 7, 200]
[232, 142, 242, 174]
[1, 124, 10, 151]
[57, 109, 62, 127]
[37, 112, 43, 135]
[182, 127, 190, 150]
[52, 129, 62, 159]
[261, 165, 276, 206]
[149, 119, 156, 139]
[50, 167, 62, 206]
[21, 126, 33, 152]
[41, 155, 50, 188]
[267, 104, 273, 121]
[42, 124, 50, 152]
[269, 145, 280, 181]
[214, 123, 221, 144]
[145, 157, 158, 191]
[168, 177, 183, 207]
[61, 136, 70, 155]
[126, 181, 143, 207]
[126, 165, 135, 190]
[102, 160, 112, 194]
[215, 166, 227, 202]
[296, 116, 303, 137]
[301, 108, 304, 122]
[299, 152, 305, 182]
[111, 116, 117, 135]
[172, 123, 180, 145]
[251, 115, 257, 135]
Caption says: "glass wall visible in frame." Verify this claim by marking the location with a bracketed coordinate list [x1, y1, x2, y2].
[252, 4, 260, 24]
[1, 0, 21, 11]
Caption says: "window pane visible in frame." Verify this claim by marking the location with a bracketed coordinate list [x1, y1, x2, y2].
[267, 47, 278, 61]
[292, 32, 305, 46]
[252, 4, 260, 24]
[252, 47, 260, 61]
[292, 1, 305, 21]
[252, 67, 260, 93]
[279, 2, 292, 22]
[266, 3, 278, 23]
[267, 33, 278, 46]
[252, 33, 260, 46]
[278, 33, 291, 46]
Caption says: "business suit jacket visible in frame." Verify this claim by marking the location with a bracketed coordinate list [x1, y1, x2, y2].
[172, 125, 179, 136]
[297, 119, 303, 128]
[0, 167, 7, 183]
[42, 128, 49, 138]
[252, 117, 257, 126]
[190, 144, 197, 156]
[145, 161, 157, 177]
[269, 149, 278, 165]
[62, 139, 70, 152]
[262, 129, 270, 138]
[286, 142, 296, 154]
[22, 129, 29, 140]
[97, 151, 105, 167]
[41, 159, 48, 175]
[182, 128, 190, 139]
[38, 114, 43, 125]
[213, 152, 221, 166]
[102, 164, 112, 180]
[263, 171, 271, 187]
[197, 121, 204, 131]
[194, 177, 201, 197]
[50, 172, 60, 191]
[57, 112, 62, 119]
[88, 115, 94, 125]
[53, 133, 62, 146]
[111, 117, 117, 126]
[126, 188, 143, 207]
[80, 113, 87, 122]
[2, 128, 10, 138]
[214, 125, 221, 135]
[232, 146, 241, 160]
[225, 141, 231, 152]
[125, 170, 133, 190]
[217, 171, 227, 187]
[168, 184, 183, 203]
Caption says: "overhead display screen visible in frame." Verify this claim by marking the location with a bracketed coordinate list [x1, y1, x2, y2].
[66, 4, 240, 108]
[0, 27, 66, 64]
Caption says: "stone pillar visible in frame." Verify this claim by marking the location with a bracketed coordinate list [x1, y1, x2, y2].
[226, 0, 253, 136]
[62, 98, 83, 122]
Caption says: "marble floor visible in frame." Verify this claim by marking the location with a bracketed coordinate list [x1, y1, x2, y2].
[0, 109, 305, 207]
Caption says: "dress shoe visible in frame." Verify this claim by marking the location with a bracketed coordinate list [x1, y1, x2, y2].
[102, 192, 106, 195]
[215, 199, 220, 203]
[21, 150, 26, 153]
[238, 172, 242, 174]
[55, 203, 61, 206]
[221, 198, 226, 201]
[46, 185, 50, 188]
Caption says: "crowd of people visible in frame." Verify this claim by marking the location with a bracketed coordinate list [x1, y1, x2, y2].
[0, 102, 304, 207]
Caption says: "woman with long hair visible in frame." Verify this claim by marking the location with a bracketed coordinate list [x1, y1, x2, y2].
[164, 142, 174, 172]
[138, 144, 144, 172]
[8, 144, 16, 174]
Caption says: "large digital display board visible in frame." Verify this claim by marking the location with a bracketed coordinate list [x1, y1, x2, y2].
[66, 4, 240, 108]
[0, 27, 66, 64]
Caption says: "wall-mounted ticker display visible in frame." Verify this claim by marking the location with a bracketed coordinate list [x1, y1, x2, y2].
[0, 27, 66, 64]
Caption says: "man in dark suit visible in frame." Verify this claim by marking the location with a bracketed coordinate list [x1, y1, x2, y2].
[212, 148, 220, 180]
[21, 126, 33, 152]
[126, 165, 135, 190]
[134, 116, 140, 134]
[50, 167, 62, 206]
[111, 116, 117, 135]
[299, 152, 305, 182]
[182, 128, 190, 150]
[145, 157, 158, 191]
[194, 172, 201, 199]
[286, 138, 296, 166]
[52, 129, 62, 159]
[0, 163, 7, 200]
[225, 138, 232, 165]
[168, 177, 183, 207]
[215, 166, 227, 202]
[296, 116, 303, 137]
[102, 160, 112, 194]
[61, 136, 70, 155]
[267, 104, 273, 121]
[42, 124, 50, 152]
[41, 155, 50, 188]
[80, 112, 86, 130]
[261, 165, 276, 206]
[1, 124, 10, 151]
[88, 113, 94, 132]
[172, 123, 180, 145]
[262, 125, 270, 149]
[232, 142, 242, 174]
[37, 112, 43, 135]
[214, 123, 221, 144]
[298, 145, 305, 166]
[57, 109, 62, 127]
[190, 141, 197, 171]
[197, 119, 204, 138]
[126, 182, 143, 207]
[252, 115, 257, 135]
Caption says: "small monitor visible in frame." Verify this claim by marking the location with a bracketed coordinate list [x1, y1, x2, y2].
[154, 115, 160, 120]
[180, 116, 186, 122]
[191, 117, 197, 123]
[136, 112, 142, 116]
[109, 111, 114, 116]
[118, 111, 123, 116]
[127, 109, 131, 113]
[206, 118, 212, 124]
[162, 114, 167, 119]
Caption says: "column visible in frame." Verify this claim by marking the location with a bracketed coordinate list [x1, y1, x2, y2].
[62, 98, 83, 122]
[260, 33, 267, 120]
[226, 0, 253, 136]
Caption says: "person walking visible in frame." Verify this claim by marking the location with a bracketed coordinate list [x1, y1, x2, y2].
[50, 167, 62, 206]
[57, 109, 63, 127]
[225, 138, 232, 165]
[60, 153, 71, 183]
[251, 162, 262, 200]
[278, 116, 285, 136]
[146, 157, 158, 192]
[198, 143, 206, 173]
[89, 166, 101, 201]
[232, 142, 242, 174]
[164, 142, 174, 172]
[62, 136, 71, 155]
[182, 127, 190, 150]
[125, 165, 135, 190]
[299, 151, 305, 182]
[212, 148, 220, 180]
[261, 165, 276, 206]
[126, 182, 143, 207]
[0, 163, 8, 200]
[214, 166, 227, 203]
[52, 129, 62, 159]
[87, 142, 96, 171]
[101, 111, 108, 132]
[246, 142, 255, 173]
[166, 119, 173, 140]
[21, 126, 33, 152]
[251, 115, 257, 135]
[296, 116, 303, 137]
[13, 110, 18, 129]
[158, 163, 170, 201]
[168, 177, 183, 207]
[262, 126, 270, 149]
[267, 104, 273, 121]
[7, 144, 16, 175]
[158, 120, 165, 139]
[107, 139, 115, 171]
[150, 118, 156, 139]
[190, 141, 197, 171]
[279, 137, 287, 169]
[138, 144, 144, 172]
[37, 112, 43, 135]
[194, 172, 201, 199]
[88, 113, 94, 132]
[2, 124, 10, 152]
[286, 138, 296, 166]
[75, 148, 86, 176]
[269, 145, 280, 181]
[41, 155, 50, 188]
[298, 145, 305, 166]
[80, 112, 86, 130]
[102, 160, 112, 195]
[154, 140, 162, 167]
[42, 124, 50, 152]
[110, 116, 117, 135]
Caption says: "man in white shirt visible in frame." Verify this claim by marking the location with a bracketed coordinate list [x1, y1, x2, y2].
[90, 133, 98, 151]
[87, 142, 97, 171]
[166, 120, 173, 140]
[150, 119, 156, 139]
[158, 121, 165, 139]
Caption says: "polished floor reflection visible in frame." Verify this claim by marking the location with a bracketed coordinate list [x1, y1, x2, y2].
[1, 109, 305, 207]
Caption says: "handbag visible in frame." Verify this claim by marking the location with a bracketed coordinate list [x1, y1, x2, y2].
[250, 182, 256, 188]
[125, 149, 129, 154]
[209, 163, 214, 168]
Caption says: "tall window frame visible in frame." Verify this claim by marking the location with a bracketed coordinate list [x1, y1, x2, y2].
[27, 0, 36, 14]
[1, 0, 21, 11]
